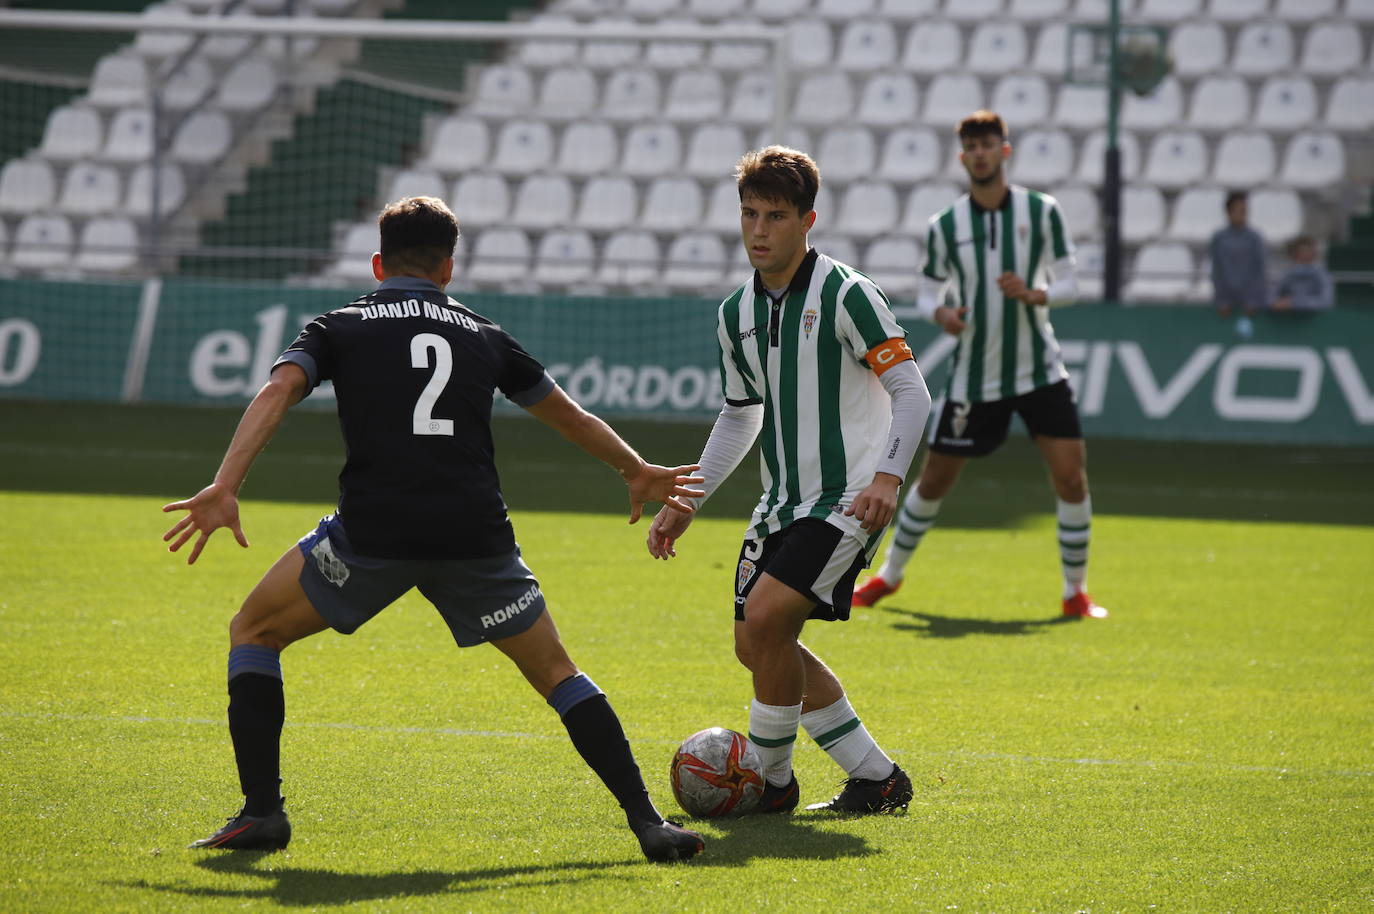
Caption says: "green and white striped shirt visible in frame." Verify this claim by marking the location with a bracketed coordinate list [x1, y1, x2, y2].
[919, 184, 1077, 404]
[717, 249, 907, 541]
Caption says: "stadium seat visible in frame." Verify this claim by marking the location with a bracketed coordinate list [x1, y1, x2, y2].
[877, 127, 942, 182]
[1325, 76, 1374, 132]
[1248, 186, 1303, 243]
[1187, 75, 1251, 132]
[583, 26, 642, 70]
[621, 123, 682, 176]
[943, 0, 1004, 21]
[1053, 84, 1107, 130]
[1075, 241, 1104, 299]
[836, 20, 898, 70]
[1121, 77, 1183, 131]
[325, 223, 380, 283]
[1168, 186, 1227, 243]
[1347, 0, 1374, 21]
[451, 173, 511, 228]
[38, 107, 102, 162]
[1232, 22, 1293, 75]
[879, 0, 940, 18]
[753, 0, 811, 19]
[124, 163, 186, 218]
[1078, 130, 1141, 184]
[465, 228, 532, 287]
[536, 67, 599, 121]
[1254, 76, 1318, 131]
[990, 73, 1050, 125]
[856, 73, 919, 125]
[510, 175, 576, 230]
[469, 65, 536, 116]
[491, 121, 555, 175]
[818, 0, 875, 17]
[75, 216, 139, 274]
[901, 21, 963, 74]
[56, 162, 121, 216]
[597, 230, 661, 288]
[425, 117, 490, 175]
[1167, 21, 1227, 77]
[645, 21, 705, 70]
[515, 14, 579, 68]
[0, 160, 56, 215]
[792, 72, 855, 126]
[817, 127, 878, 183]
[1121, 184, 1166, 244]
[862, 237, 921, 296]
[727, 72, 774, 123]
[663, 232, 729, 291]
[902, 181, 960, 234]
[1279, 131, 1346, 188]
[87, 55, 148, 109]
[1138, 0, 1202, 18]
[789, 19, 835, 63]
[10, 214, 73, 272]
[753, 125, 814, 154]
[556, 122, 619, 176]
[664, 70, 727, 122]
[689, 0, 749, 17]
[200, 12, 255, 61]
[1212, 130, 1278, 185]
[133, 2, 195, 60]
[384, 169, 446, 205]
[1048, 183, 1099, 240]
[705, 181, 744, 233]
[1299, 22, 1363, 76]
[835, 181, 899, 238]
[161, 59, 214, 113]
[1273, 0, 1335, 19]
[217, 59, 278, 113]
[707, 38, 770, 71]
[1008, 0, 1069, 16]
[1071, 0, 1137, 18]
[1030, 23, 1068, 75]
[1012, 129, 1074, 186]
[685, 123, 748, 179]
[626, 0, 679, 18]
[642, 177, 704, 232]
[532, 229, 596, 286]
[168, 110, 233, 165]
[923, 74, 983, 129]
[602, 69, 662, 121]
[967, 23, 1028, 74]
[1142, 130, 1209, 190]
[102, 108, 155, 163]
[1208, 0, 1268, 20]
[1124, 242, 1194, 302]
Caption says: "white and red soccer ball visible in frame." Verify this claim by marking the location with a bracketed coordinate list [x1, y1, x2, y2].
[670, 727, 766, 818]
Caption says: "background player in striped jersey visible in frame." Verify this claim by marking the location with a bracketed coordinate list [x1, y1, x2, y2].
[853, 111, 1107, 620]
[646, 147, 932, 814]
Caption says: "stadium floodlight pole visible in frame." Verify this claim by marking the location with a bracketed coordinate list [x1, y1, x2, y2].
[1102, 0, 1124, 306]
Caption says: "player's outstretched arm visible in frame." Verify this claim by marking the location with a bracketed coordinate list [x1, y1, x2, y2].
[161, 363, 308, 564]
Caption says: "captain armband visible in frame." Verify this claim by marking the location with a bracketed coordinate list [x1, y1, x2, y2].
[863, 338, 915, 377]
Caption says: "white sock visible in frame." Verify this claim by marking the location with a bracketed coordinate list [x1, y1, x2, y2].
[879, 492, 943, 584]
[748, 699, 802, 787]
[801, 695, 894, 781]
[1057, 495, 1091, 599]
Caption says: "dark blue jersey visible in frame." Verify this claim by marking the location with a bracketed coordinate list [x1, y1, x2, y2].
[276, 277, 553, 559]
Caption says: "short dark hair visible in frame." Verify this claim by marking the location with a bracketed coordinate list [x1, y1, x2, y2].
[1225, 190, 1248, 211]
[957, 110, 1008, 143]
[378, 196, 459, 276]
[735, 145, 819, 215]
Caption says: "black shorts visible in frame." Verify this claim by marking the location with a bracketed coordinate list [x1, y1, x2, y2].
[732, 518, 877, 623]
[930, 379, 1083, 458]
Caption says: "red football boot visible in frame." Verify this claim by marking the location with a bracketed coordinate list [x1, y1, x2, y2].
[852, 576, 900, 607]
[1063, 591, 1108, 619]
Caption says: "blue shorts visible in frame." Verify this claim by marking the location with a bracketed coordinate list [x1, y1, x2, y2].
[296, 515, 546, 647]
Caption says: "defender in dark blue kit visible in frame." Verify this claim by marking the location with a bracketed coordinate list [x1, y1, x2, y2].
[163, 196, 705, 863]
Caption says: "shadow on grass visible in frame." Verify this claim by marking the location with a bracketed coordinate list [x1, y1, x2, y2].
[881, 605, 1076, 639]
[687, 811, 876, 868]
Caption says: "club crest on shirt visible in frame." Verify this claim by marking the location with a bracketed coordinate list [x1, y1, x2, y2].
[803, 308, 818, 338]
[950, 401, 971, 439]
[737, 558, 757, 594]
[1018, 223, 1029, 240]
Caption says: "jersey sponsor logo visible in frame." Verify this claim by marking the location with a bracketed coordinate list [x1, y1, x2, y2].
[310, 535, 350, 587]
[481, 583, 541, 629]
[738, 326, 760, 342]
[863, 338, 914, 376]
[802, 308, 818, 339]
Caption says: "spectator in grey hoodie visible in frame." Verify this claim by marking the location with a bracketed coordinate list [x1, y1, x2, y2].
[1273, 236, 1335, 312]
[1210, 191, 1267, 317]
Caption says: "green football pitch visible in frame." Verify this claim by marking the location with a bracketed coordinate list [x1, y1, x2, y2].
[1, 400, 1371, 913]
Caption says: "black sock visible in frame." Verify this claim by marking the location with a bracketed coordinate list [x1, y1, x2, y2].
[227, 671, 285, 817]
[549, 675, 661, 830]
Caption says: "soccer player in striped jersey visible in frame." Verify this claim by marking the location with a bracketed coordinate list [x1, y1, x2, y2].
[646, 147, 933, 814]
[852, 110, 1107, 620]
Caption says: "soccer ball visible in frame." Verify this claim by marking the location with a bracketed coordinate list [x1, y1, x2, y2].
[670, 727, 766, 818]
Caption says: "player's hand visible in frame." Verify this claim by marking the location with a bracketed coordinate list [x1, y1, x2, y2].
[646, 503, 694, 559]
[934, 305, 969, 335]
[845, 473, 902, 531]
[622, 463, 704, 525]
[996, 272, 1045, 305]
[161, 482, 249, 565]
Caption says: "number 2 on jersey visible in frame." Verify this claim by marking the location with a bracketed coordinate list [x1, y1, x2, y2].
[410, 333, 455, 436]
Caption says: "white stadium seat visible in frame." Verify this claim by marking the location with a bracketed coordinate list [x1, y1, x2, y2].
[603, 69, 662, 121]
[1279, 131, 1346, 188]
[557, 122, 619, 176]
[1208, 0, 1268, 20]
[597, 230, 661, 288]
[862, 237, 920, 296]
[902, 181, 959, 235]
[816, 127, 878, 183]
[1071, 0, 1137, 18]
[753, 125, 814, 154]
[880, 0, 940, 18]
[923, 74, 983, 129]
[1248, 187, 1303, 244]
[217, 59, 277, 113]
[134, 2, 195, 59]
[575, 176, 639, 231]
[990, 73, 1050, 126]
[836, 20, 898, 70]
[75, 216, 139, 274]
[536, 67, 599, 121]
[10, 214, 73, 272]
[1187, 76, 1251, 132]
[1168, 21, 1227, 77]
[1049, 183, 1099, 240]
[792, 72, 855, 126]
[1125, 242, 1194, 302]
[1212, 130, 1278, 185]
[819, 0, 875, 17]
[967, 22, 1028, 74]
[425, 117, 489, 175]
[1143, 130, 1209, 190]
[685, 123, 748, 179]
[664, 70, 726, 122]
[1030, 23, 1068, 75]
[727, 72, 774, 123]
[515, 14, 579, 68]
[1273, 0, 1335, 19]
[645, 21, 705, 70]
[621, 123, 682, 177]
[1167, 185, 1227, 243]
[705, 181, 744, 233]
[707, 38, 770, 71]
[583, 25, 641, 70]
[57, 161, 122, 216]
[642, 177, 704, 232]
[200, 12, 254, 61]
[160, 59, 214, 112]
[102, 107, 154, 163]
[902, 21, 963, 74]
[491, 121, 555, 175]
[451, 173, 511, 228]
[39, 107, 102, 162]
[0, 160, 56, 215]
[1299, 22, 1363, 76]
[1325, 76, 1374, 132]
[1121, 184, 1166, 244]
[1008, 0, 1070, 14]
[326, 223, 380, 283]
[626, 0, 679, 18]
[877, 127, 942, 183]
[510, 174, 575, 230]
[689, 0, 749, 17]
[466, 228, 531, 287]
[753, 0, 811, 19]
[1254, 76, 1317, 131]
[169, 110, 232, 165]
[125, 163, 186, 218]
[944, 0, 1004, 21]
[1348, 0, 1374, 21]
[1138, 0, 1202, 18]
[835, 181, 899, 238]
[663, 232, 729, 291]
[532, 229, 596, 286]
[788, 19, 834, 63]
[1012, 129, 1074, 186]
[384, 169, 446, 205]
[1075, 241, 1104, 300]
[1232, 22, 1293, 75]
[88, 55, 148, 109]
[1121, 77, 1183, 131]
[1053, 84, 1107, 130]
[856, 73, 919, 126]
[1078, 130, 1140, 185]
[809, 235, 859, 269]
[469, 65, 536, 116]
